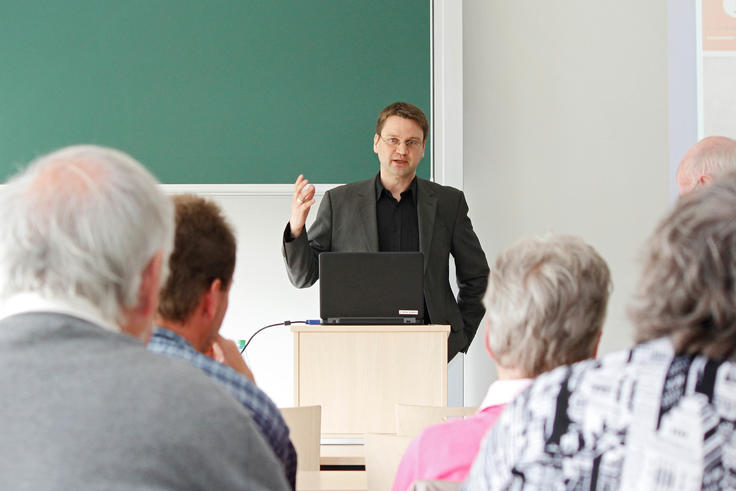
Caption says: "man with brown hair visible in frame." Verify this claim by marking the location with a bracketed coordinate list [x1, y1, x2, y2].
[149, 194, 297, 489]
[282, 102, 489, 361]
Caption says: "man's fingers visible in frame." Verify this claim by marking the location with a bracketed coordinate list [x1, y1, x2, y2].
[296, 185, 314, 203]
[298, 184, 314, 203]
[293, 175, 307, 197]
[294, 181, 312, 203]
[293, 175, 315, 205]
[302, 184, 315, 200]
[212, 342, 225, 363]
[295, 185, 314, 206]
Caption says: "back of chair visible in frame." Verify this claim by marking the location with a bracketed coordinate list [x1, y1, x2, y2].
[280, 405, 321, 472]
[364, 433, 414, 491]
[395, 404, 478, 437]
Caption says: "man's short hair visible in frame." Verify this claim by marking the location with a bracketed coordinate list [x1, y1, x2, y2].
[485, 234, 611, 377]
[158, 194, 237, 323]
[375, 102, 429, 142]
[0, 145, 174, 324]
[631, 170, 736, 358]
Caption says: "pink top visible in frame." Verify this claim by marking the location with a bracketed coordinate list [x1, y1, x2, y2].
[392, 379, 532, 491]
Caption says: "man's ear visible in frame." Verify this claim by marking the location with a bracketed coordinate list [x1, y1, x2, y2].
[121, 251, 163, 342]
[698, 174, 713, 187]
[591, 331, 602, 358]
[201, 278, 223, 320]
[138, 251, 163, 320]
[373, 133, 380, 154]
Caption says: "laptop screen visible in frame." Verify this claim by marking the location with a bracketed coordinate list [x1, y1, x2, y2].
[319, 251, 424, 325]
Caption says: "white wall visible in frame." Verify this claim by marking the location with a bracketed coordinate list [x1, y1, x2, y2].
[462, 1, 671, 404]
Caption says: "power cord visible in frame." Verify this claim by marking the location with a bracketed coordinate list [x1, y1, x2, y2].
[239, 319, 321, 353]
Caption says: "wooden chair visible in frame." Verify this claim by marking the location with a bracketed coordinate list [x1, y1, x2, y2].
[395, 404, 478, 437]
[364, 433, 414, 491]
[279, 405, 321, 472]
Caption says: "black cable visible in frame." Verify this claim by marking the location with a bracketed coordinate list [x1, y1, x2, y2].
[240, 320, 307, 353]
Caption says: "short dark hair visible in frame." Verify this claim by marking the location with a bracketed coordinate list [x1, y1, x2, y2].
[158, 194, 236, 323]
[375, 102, 429, 141]
[630, 170, 736, 359]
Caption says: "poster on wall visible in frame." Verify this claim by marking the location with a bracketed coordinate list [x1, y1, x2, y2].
[698, 0, 736, 137]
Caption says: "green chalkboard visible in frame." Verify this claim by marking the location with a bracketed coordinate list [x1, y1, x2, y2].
[0, 1, 431, 184]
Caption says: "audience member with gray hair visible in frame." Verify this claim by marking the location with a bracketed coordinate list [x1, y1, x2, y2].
[464, 170, 736, 490]
[393, 234, 611, 490]
[676, 136, 736, 195]
[0, 145, 289, 490]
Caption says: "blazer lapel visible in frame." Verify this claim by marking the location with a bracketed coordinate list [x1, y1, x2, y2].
[355, 178, 379, 251]
[417, 179, 437, 273]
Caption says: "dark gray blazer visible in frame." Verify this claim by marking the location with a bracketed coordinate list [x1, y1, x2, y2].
[282, 176, 489, 361]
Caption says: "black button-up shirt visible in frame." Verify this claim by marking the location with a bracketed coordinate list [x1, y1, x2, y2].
[375, 175, 419, 252]
[375, 175, 428, 323]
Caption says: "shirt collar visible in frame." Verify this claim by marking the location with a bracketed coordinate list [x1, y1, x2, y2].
[374, 173, 418, 204]
[151, 325, 197, 351]
[479, 378, 533, 410]
[0, 291, 120, 333]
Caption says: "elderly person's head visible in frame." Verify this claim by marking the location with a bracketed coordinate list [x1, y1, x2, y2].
[0, 145, 174, 341]
[485, 234, 612, 377]
[676, 136, 736, 195]
[631, 170, 736, 358]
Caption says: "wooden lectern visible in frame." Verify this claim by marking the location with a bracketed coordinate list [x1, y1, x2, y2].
[292, 324, 450, 438]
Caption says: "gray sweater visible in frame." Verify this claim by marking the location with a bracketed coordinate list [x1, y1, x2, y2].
[0, 312, 290, 490]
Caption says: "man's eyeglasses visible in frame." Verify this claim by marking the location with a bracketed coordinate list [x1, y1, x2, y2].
[379, 135, 424, 151]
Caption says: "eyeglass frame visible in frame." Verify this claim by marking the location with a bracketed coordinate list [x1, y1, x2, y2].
[377, 134, 425, 151]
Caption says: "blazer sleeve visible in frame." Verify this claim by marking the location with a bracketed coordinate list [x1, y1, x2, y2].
[451, 192, 489, 352]
[281, 190, 333, 288]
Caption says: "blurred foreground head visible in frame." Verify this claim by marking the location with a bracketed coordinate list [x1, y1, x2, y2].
[0, 145, 174, 340]
[632, 170, 736, 359]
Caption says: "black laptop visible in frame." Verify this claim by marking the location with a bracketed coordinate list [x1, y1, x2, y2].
[319, 251, 424, 325]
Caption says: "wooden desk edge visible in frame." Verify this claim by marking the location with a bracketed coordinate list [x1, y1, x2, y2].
[291, 324, 451, 333]
[320, 444, 365, 466]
